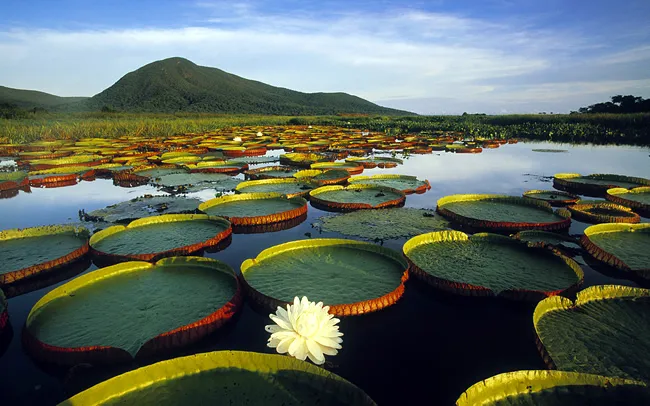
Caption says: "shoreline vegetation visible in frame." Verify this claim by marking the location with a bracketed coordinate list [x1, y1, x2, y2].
[1, 112, 649, 146]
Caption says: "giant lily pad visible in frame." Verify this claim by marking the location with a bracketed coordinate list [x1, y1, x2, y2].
[241, 239, 408, 316]
[318, 208, 450, 240]
[184, 160, 249, 175]
[294, 169, 350, 186]
[90, 214, 232, 262]
[606, 187, 650, 217]
[345, 156, 403, 169]
[280, 153, 329, 167]
[133, 166, 187, 179]
[456, 370, 650, 406]
[580, 223, 650, 279]
[153, 172, 241, 193]
[348, 174, 431, 194]
[310, 161, 364, 175]
[0, 225, 89, 285]
[553, 173, 650, 196]
[235, 178, 314, 198]
[523, 190, 579, 206]
[403, 231, 583, 301]
[59, 350, 376, 405]
[83, 195, 201, 223]
[24, 257, 242, 365]
[228, 155, 279, 165]
[437, 194, 571, 232]
[534, 285, 650, 380]
[568, 202, 640, 224]
[244, 165, 301, 180]
[309, 185, 406, 212]
[199, 193, 308, 226]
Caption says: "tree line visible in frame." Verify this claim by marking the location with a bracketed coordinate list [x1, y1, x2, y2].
[574, 95, 650, 114]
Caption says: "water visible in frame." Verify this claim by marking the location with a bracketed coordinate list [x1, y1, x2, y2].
[0, 141, 649, 405]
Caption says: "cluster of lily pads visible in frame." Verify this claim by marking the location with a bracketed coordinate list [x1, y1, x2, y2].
[1, 126, 649, 405]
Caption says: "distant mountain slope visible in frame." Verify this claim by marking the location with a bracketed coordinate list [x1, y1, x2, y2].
[86, 57, 412, 115]
[0, 86, 87, 110]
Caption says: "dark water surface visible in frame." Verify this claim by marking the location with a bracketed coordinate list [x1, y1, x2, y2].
[1, 142, 649, 405]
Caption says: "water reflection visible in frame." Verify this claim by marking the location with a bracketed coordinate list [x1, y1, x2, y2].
[0, 141, 649, 405]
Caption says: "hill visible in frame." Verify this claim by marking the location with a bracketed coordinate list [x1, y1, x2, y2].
[0, 86, 88, 110]
[84, 57, 411, 115]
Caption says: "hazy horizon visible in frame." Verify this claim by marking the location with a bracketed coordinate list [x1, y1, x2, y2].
[2, 0, 649, 114]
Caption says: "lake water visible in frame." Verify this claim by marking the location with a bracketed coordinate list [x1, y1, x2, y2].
[1, 141, 649, 405]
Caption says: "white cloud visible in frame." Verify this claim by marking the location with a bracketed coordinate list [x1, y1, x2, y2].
[0, 4, 648, 113]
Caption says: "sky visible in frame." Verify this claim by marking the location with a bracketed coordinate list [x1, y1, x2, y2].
[1, 0, 649, 114]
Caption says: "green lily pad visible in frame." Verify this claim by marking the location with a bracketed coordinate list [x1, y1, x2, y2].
[199, 193, 308, 226]
[606, 187, 650, 216]
[228, 156, 279, 165]
[245, 166, 302, 180]
[0, 225, 90, 285]
[318, 208, 450, 240]
[241, 238, 408, 316]
[60, 350, 376, 406]
[83, 196, 201, 223]
[235, 178, 314, 198]
[534, 285, 650, 380]
[310, 162, 364, 174]
[25, 257, 241, 360]
[523, 190, 579, 206]
[457, 370, 650, 406]
[554, 173, 650, 196]
[568, 203, 640, 224]
[403, 231, 583, 300]
[348, 174, 431, 194]
[581, 223, 650, 275]
[154, 173, 241, 193]
[309, 185, 405, 212]
[134, 167, 188, 179]
[90, 215, 231, 261]
[437, 194, 570, 231]
[345, 157, 403, 168]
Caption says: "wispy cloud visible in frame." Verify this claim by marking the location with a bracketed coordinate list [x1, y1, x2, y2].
[0, 0, 648, 113]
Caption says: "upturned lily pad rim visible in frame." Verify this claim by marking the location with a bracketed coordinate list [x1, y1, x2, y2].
[293, 169, 351, 185]
[0, 225, 90, 285]
[580, 223, 650, 274]
[553, 173, 650, 195]
[310, 161, 364, 174]
[568, 203, 641, 224]
[523, 189, 580, 206]
[348, 174, 431, 194]
[309, 184, 406, 212]
[533, 284, 650, 370]
[403, 230, 583, 301]
[244, 165, 299, 180]
[24, 257, 243, 365]
[436, 194, 571, 232]
[606, 187, 650, 214]
[235, 178, 314, 198]
[240, 238, 409, 317]
[198, 192, 309, 226]
[89, 214, 232, 262]
[59, 350, 377, 406]
[456, 369, 649, 406]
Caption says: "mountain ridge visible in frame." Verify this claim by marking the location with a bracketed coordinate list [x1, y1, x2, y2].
[1, 57, 414, 115]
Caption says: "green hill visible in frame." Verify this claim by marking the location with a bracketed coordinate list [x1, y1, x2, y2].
[0, 86, 87, 110]
[86, 57, 412, 115]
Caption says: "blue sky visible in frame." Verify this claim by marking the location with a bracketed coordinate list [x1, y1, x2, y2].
[1, 0, 649, 114]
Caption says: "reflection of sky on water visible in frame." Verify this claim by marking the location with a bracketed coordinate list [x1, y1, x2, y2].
[1, 141, 649, 231]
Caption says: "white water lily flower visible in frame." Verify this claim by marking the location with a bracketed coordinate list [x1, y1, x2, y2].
[256, 131, 263, 137]
[233, 136, 242, 142]
[265, 296, 343, 365]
